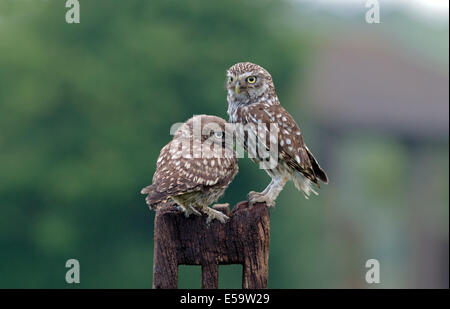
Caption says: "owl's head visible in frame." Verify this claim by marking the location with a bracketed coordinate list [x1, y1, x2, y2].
[174, 115, 235, 156]
[226, 62, 275, 105]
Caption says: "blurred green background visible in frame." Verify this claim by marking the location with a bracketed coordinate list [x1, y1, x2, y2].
[0, 0, 448, 288]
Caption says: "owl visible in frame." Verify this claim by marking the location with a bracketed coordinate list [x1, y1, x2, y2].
[141, 115, 238, 224]
[226, 62, 328, 207]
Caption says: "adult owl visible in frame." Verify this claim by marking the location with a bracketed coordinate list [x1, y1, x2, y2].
[226, 62, 328, 207]
[141, 115, 238, 224]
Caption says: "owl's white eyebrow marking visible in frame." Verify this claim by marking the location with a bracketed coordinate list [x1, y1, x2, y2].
[239, 72, 256, 79]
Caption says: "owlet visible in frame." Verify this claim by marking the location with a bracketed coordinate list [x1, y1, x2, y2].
[226, 62, 328, 207]
[141, 115, 238, 223]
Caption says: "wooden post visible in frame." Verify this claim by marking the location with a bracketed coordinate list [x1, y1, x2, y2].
[152, 201, 270, 289]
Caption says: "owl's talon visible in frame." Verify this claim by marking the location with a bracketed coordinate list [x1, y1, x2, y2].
[189, 206, 202, 216]
[247, 191, 276, 207]
[176, 205, 189, 217]
[177, 205, 201, 217]
[205, 208, 229, 224]
[213, 203, 230, 208]
[212, 203, 231, 216]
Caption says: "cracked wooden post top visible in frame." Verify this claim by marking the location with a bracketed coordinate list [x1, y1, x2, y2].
[152, 201, 270, 289]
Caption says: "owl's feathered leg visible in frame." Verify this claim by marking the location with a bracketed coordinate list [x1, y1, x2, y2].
[292, 171, 318, 199]
[248, 176, 288, 207]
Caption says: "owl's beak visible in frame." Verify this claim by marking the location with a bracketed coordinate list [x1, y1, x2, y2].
[234, 82, 241, 94]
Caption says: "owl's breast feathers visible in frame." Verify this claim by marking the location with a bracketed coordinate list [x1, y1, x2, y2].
[232, 102, 328, 185]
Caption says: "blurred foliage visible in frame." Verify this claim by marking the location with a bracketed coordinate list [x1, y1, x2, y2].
[0, 0, 306, 288]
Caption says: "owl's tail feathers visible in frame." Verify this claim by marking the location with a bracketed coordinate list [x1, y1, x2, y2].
[293, 171, 319, 199]
[305, 146, 328, 184]
[140, 185, 168, 209]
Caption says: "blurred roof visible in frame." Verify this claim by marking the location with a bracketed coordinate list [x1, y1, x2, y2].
[308, 33, 449, 141]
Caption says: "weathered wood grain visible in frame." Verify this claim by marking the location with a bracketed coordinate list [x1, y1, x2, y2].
[152, 201, 270, 289]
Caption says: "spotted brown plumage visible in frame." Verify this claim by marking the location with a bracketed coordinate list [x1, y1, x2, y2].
[226, 62, 328, 206]
[141, 115, 238, 223]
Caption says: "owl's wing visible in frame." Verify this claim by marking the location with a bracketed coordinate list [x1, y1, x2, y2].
[243, 103, 327, 185]
[141, 142, 238, 208]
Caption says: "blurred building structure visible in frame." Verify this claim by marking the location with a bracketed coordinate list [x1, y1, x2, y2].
[306, 31, 449, 288]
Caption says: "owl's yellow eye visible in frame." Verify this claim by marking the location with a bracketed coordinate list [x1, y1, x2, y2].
[246, 76, 257, 84]
[228, 76, 233, 83]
